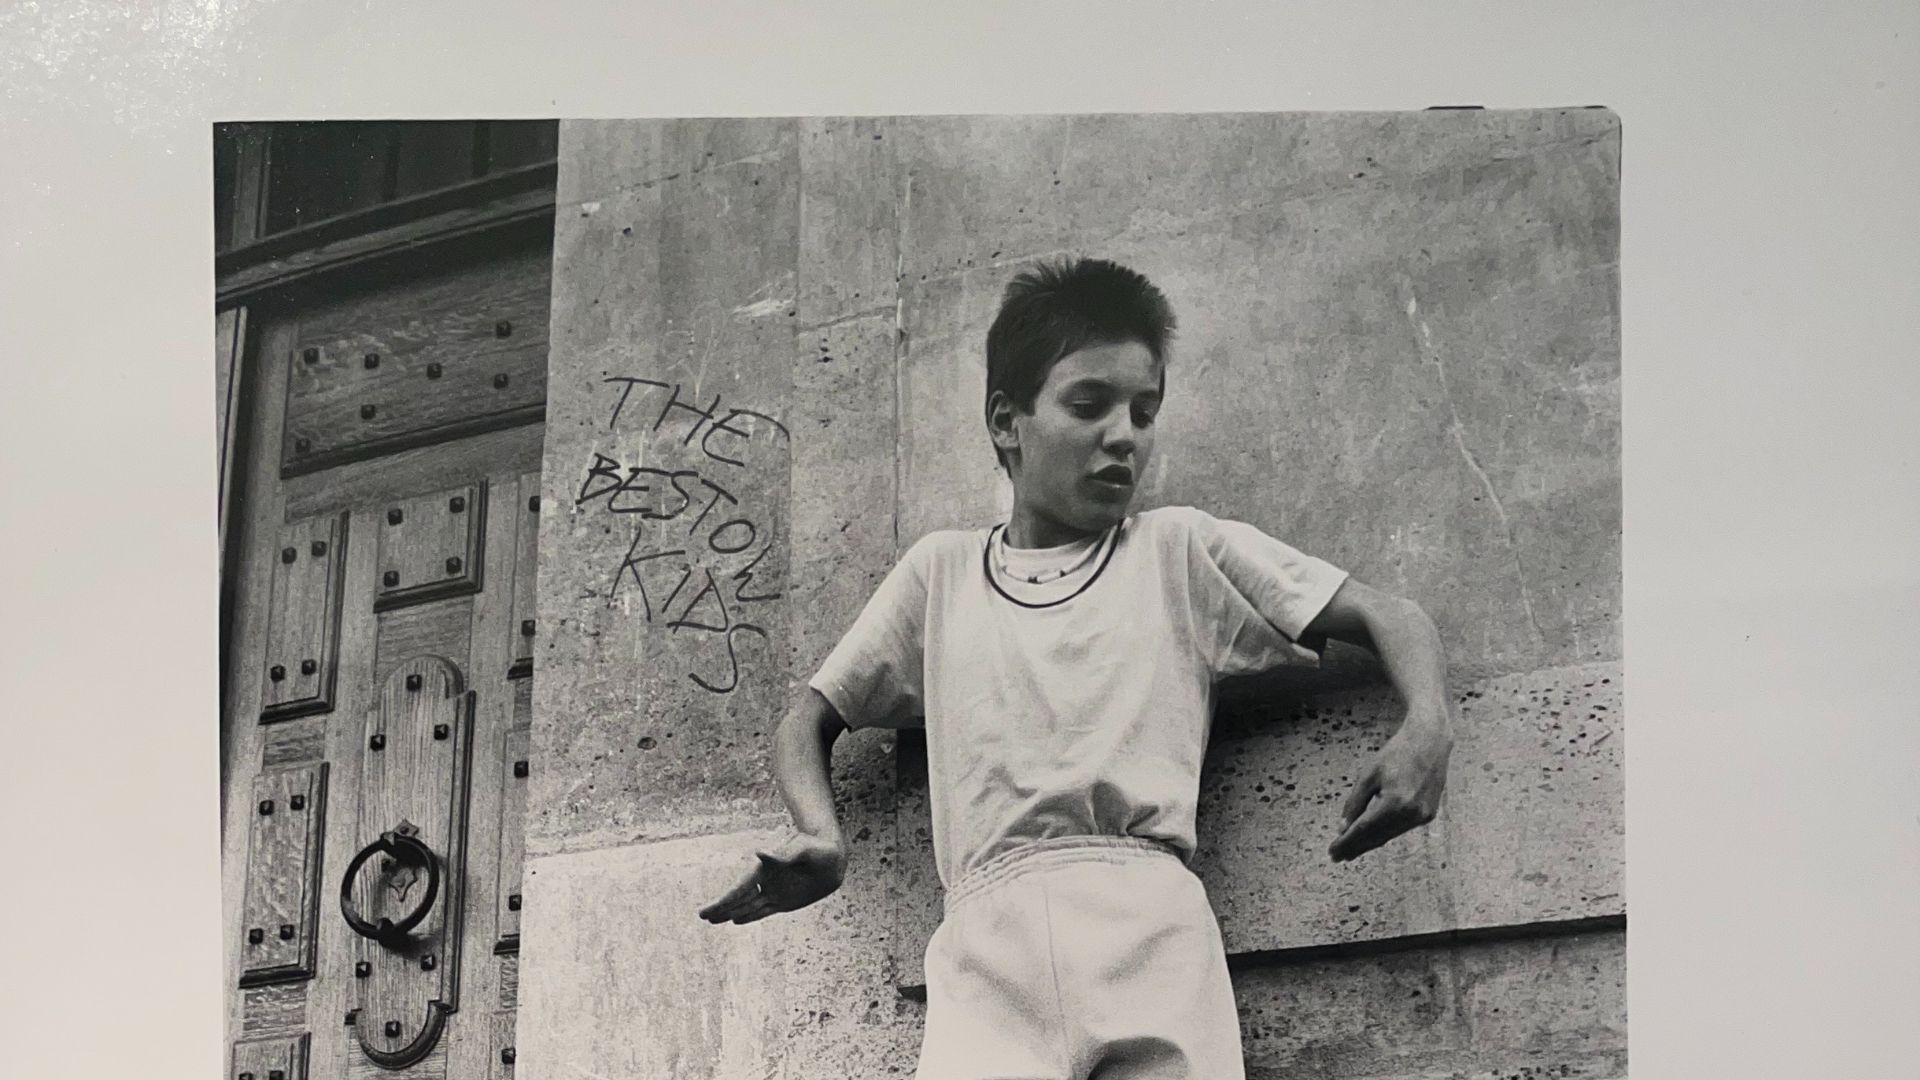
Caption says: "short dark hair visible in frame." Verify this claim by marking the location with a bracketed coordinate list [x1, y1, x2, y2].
[984, 257, 1177, 470]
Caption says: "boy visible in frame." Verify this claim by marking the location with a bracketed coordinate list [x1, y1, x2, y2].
[699, 259, 1456, 1079]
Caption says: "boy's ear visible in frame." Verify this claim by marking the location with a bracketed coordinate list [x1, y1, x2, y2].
[985, 389, 1021, 456]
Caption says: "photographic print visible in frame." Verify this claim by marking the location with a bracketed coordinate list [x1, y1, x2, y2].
[215, 111, 1622, 1079]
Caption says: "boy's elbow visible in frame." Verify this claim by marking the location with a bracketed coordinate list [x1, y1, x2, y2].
[1381, 594, 1442, 646]
[1344, 590, 1438, 653]
[1391, 594, 1436, 630]
[785, 686, 849, 743]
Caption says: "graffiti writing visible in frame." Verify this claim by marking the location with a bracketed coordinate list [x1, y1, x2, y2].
[582, 376, 790, 695]
[601, 376, 790, 468]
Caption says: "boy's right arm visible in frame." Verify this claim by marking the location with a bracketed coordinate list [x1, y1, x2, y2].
[696, 687, 850, 925]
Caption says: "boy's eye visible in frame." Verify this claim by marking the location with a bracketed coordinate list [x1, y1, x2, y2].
[1068, 401, 1103, 418]
[1133, 403, 1160, 426]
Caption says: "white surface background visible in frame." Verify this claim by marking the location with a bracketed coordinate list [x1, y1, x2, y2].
[1, 3, 1914, 1077]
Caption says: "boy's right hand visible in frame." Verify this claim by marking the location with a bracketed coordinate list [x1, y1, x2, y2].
[697, 831, 847, 925]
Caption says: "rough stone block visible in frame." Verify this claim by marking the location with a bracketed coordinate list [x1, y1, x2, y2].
[774, 729, 925, 1078]
[516, 795, 917, 1078]
[517, 834, 791, 1079]
[534, 122, 801, 856]
[1236, 927, 1626, 1080]
[880, 109, 1615, 294]
[886, 731, 940, 993]
[1200, 661, 1624, 953]
[890, 662, 1623, 988]
[545, 182, 667, 380]
[789, 119, 906, 675]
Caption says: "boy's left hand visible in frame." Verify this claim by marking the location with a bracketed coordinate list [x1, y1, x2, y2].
[697, 831, 847, 925]
[1329, 712, 1453, 863]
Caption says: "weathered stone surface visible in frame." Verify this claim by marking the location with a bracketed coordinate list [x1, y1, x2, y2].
[527, 112, 1624, 1080]
[797, 116, 903, 330]
[1201, 661, 1624, 953]
[517, 794, 913, 1079]
[788, 313, 900, 678]
[886, 115, 1079, 286]
[533, 121, 801, 856]
[1237, 927, 1626, 1080]
[896, 266, 1017, 544]
[891, 662, 1622, 987]
[892, 110, 1620, 681]
[886, 731, 940, 992]
[557, 117, 795, 206]
[1060, 111, 1616, 258]
[881, 110, 1617, 294]
[773, 729, 925, 1080]
[790, 114, 904, 676]
[517, 834, 791, 1080]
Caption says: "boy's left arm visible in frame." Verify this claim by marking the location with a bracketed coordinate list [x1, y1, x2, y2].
[1303, 577, 1457, 862]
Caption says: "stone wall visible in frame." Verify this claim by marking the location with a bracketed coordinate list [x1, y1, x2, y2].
[521, 111, 1621, 1079]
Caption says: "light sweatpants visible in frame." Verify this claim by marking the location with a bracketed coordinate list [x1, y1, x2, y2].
[915, 836, 1245, 1080]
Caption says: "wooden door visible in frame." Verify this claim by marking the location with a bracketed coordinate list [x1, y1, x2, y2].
[219, 231, 549, 1080]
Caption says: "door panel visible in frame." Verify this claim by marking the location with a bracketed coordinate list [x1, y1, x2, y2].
[231, 1032, 312, 1080]
[224, 232, 549, 1079]
[239, 764, 330, 988]
[259, 513, 349, 722]
[344, 657, 472, 1071]
[283, 425, 544, 523]
[280, 247, 551, 476]
[264, 718, 331, 769]
[371, 483, 488, 612]
[241, 984, 310, 1038]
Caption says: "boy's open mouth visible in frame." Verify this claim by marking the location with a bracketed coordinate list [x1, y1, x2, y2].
[1090, 464, 1134, 486]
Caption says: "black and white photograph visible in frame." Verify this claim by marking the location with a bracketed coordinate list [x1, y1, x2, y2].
[212, 111, 1620, 1079]
[6, 6, 1915, 1080]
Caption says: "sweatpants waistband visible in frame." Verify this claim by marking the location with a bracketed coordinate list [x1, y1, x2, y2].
[943, 835, 1188, 913]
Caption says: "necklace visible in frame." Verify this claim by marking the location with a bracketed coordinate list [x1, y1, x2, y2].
[992, 525, 1108, 584]
[982, 520, 1125, 610]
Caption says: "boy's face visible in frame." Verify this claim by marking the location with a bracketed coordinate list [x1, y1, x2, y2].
[994, 338, 1164, 543]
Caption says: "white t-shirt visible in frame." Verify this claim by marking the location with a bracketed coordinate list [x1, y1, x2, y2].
[808, 505, 1349, 889]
